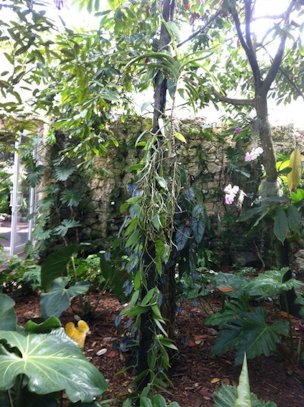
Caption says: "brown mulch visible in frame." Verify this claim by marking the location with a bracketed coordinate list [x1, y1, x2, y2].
[14, 291, 304, 407]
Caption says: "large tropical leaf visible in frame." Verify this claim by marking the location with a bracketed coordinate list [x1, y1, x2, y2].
[0, 330, 107, 403]
[273, 208, 289, 244]
[205, 299, 249, 328]
[54, 164, 74, 181]
[214, 385, 277, 407]
[41, 245, 80, 290]
[54, 219, 81, 237]
[175, 224, 191, 251]
[212, 272, 249, 298]
[286, 205, 301, 234]
[212, 308, 289, 365]
[40, 277, 89, 318]
[0, 294, 17, 330]
[246, 268, 303, 300]
[237, 308, 289, 364]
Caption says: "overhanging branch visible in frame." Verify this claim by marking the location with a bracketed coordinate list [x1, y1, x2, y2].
[212, 88, 255, 106]
[177, 8, 222, 48]
[230, 5, 261, 88]
[262, 0, 297, 93]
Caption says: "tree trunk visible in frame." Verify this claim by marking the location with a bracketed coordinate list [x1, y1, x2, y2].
[254, 90, 277, 182]
[136, 0, 175, 392]
[136, 247, 156, 392]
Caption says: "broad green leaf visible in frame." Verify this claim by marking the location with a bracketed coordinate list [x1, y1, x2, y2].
[41, 245, 80, 291]
[0, 294, 17, 331]
[286, 205, 301, 234]
[214, 385, 237, 407]
[0, 330, 107, 403]
[175, 225, 191, 251]
[140, 397, 153, 407]
[54, 165, 74, 181]
[236, 308, 289, 364]
[234, 354, 251, 407]
[287, 148, 302, 191]
[273, 208, 289, 244]
[152, 394, 167, 407]
[141, 288, 156, 306]
[25, 317, 62, 333]
[246, 268, 303, 299]
[191, 218, 205, 243]
[126, 230, 141, 248]
[60, 189, 82, 207]
[40, 278, 89, 318]
[205, 299, 249, 328]
[212, 307, 289, 365]
[54, 219, 81, 237]
[214, 385, 277, 407]
[290, 188, 304, 203]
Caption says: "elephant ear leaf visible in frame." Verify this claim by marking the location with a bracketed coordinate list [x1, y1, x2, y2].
[0, 330, 107, 403]
[234, 354, 251, 407]
[0, 294, 17, 330]
[40, 277, 89, 318]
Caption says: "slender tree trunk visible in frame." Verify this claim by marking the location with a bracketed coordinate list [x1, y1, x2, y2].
[136, 247, 156, 392]
[136, 0, 176, 392]
[255, 90, 298, 314]
[254, 90, 277, 182]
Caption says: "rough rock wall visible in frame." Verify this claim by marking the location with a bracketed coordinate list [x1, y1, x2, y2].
[86, 118, 303, 244]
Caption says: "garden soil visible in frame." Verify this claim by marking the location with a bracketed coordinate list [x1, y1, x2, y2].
[14, 292, 304, 407]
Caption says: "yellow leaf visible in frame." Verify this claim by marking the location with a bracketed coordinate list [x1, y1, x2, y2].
[287, 148, 302, 191]
[174, 131, 187, 143]
[211, 378, 221, 384]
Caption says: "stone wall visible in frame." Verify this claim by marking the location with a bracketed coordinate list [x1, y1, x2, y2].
[85, 118, 303, 249]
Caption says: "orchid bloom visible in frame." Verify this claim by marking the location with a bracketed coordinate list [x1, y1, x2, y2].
[224, 184, 239, 205]
[245, 147, 263, 162]
[224, 184, 247, 206]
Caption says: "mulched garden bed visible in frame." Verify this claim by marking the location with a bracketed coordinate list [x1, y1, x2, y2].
[13, 291, 304, 407]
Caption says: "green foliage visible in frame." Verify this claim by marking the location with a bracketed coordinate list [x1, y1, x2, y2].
[0, 166, 12, 214]
[0, 293, 107, 406]
[214, 354, 277, 407]
[206, 268, 301, 364]
[25, 316, 62, 334]
[0, 329, 107, 404]
[40, 245, 79, 291]
[214, 379, 276, 407]
[211, 307, 289, 365]
[0, 253, 41, 293]
[0, 294, 17, 330]
[40, 277, 89, 318]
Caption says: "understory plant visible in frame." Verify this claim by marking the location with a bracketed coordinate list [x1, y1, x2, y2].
[206, 268, 303, 365]
[0, 293, 107, 407]
[214, 354, 277, 407]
